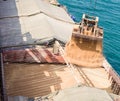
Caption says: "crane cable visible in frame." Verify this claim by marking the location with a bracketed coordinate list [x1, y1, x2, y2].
[94, 0, 97, 9]
[88, 0, 97, 15]
[90, 0, 97, 9]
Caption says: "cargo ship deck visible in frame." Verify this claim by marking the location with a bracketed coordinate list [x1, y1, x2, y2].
[4, 63, 111, 97]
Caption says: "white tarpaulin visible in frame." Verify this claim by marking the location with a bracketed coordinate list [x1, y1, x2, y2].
[0, 0, 74, 47]
[0, 0, 74, 23]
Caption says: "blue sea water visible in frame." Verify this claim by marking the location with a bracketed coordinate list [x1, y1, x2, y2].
[58, 0, 120, 75]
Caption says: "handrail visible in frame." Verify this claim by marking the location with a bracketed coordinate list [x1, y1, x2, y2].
[55, 41, 81, 84]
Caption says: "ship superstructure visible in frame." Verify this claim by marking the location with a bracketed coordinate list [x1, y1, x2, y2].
[76, 14, 103, 39]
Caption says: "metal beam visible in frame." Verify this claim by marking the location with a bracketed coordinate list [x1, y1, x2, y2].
[56, 41, 81, 84]
[0, 50, 8, 101]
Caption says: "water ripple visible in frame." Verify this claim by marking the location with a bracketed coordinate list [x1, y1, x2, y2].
[58, 0, 120, 75]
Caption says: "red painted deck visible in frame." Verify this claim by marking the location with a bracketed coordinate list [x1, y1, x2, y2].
[3, 47, 65, 64]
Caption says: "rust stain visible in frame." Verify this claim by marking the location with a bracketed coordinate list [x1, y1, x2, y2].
[3, 47, 65, 64]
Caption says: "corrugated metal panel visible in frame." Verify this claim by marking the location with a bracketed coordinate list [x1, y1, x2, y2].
[5, 64, 78, 97]
[3, 47, 65, 63]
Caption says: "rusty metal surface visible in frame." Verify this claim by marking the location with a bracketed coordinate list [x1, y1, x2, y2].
[65, 36, 103, 67]
[103, 59, 120, 85]
[3, 47, 65, 64]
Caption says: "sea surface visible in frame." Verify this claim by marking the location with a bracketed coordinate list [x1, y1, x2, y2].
[58, 0, 120, 75]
